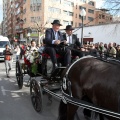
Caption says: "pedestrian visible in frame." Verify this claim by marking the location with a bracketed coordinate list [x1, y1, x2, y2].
[3, 44, 13, 78]
[108, 42, 117, 58]
[14, 45, 21, 60]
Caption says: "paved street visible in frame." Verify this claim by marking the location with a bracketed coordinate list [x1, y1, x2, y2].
[0, 57, 105, 120]
[0, 59, 59, 120]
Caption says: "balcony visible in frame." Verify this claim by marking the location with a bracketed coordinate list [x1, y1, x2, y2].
[16, 28, 23, 33]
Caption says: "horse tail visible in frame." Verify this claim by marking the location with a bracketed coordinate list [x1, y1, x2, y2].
[58, 100, 67, 120]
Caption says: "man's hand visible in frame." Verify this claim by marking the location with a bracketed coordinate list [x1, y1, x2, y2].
[63, 40, 67, 45]
[54, 40, 61, 45]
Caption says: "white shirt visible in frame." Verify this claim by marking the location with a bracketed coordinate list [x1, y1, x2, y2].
[15, 47, 21, 55]
[66, 34, 72, 44]
[52, 30, 59, 44]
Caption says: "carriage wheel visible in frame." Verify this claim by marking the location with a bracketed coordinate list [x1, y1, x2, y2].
[16, 61, 23, 89]
[30, 79, 43, 112]
[42, 56, 53, 77]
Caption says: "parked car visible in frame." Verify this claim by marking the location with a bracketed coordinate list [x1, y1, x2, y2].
[0, 36, 11, 61]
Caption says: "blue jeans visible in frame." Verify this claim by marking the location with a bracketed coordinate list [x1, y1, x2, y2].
[5, 60, 12, 76]
[16, 55, 20, 60]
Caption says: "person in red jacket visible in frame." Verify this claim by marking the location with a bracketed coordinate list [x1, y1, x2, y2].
[3, 44, 13, 78]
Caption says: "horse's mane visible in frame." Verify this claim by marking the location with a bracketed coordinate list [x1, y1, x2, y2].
[95, 57, 120, 67]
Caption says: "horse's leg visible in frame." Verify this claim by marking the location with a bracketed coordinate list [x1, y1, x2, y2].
[67, 103, 78, 120]
[58, 100, 67, 120]
[99, 114, 104, 120]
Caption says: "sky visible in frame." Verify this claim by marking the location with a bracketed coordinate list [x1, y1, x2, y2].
[0, 0, 109, 23]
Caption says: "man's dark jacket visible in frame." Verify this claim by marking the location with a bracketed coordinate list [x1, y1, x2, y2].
[45, 28, 64, 47]
[62, 33, 81, 48]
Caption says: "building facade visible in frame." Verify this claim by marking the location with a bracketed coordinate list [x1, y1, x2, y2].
[2, 0, 113, 41]
[3, 0, 8, 36]
[95, 8, 113, 25]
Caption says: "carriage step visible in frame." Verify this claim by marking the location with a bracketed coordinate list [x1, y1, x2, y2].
[44, 83, 61, 91]
[50, 67, 66, 78]
[40, 79, 48, 84]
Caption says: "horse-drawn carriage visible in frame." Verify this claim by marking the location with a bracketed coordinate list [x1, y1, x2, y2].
[16, 44, 120, 120]
[16, 43, 73, 112]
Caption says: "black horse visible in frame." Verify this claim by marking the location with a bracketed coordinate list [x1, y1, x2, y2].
[58, 56, 120, 120]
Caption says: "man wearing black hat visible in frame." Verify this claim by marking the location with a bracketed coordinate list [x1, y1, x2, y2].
[45, 20, 71, 71]
[63, 25, 83, 58]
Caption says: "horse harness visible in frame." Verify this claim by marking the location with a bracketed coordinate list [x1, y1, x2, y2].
[62, 55, 120, 119]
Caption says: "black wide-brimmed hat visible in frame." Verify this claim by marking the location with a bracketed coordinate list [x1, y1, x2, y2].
[51, 20, 62, 26]
[64, 25, 74, 30]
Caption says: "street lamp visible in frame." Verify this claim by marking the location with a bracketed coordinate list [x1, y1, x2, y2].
[80, 8, 86, 46]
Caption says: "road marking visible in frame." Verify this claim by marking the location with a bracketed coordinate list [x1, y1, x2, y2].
[1, 86, 6, 96]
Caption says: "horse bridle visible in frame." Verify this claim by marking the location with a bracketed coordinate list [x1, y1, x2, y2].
[62, 55, 94, 97]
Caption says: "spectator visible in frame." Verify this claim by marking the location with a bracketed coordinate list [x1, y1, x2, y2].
[20, 44, 24, 59]
[108, 42, 117, 58]
[3, 44, 13, 78]
[14, 45, 21, 60]
[89, 44, 98, 57]
[95, 43, 99, 50]
[104, 43, 108, 50]
[116, 45, 120, 60]
[98, 42, 106, 58]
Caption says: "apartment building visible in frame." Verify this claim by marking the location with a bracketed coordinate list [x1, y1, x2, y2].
[95, 8, 113, 25]
[3, 0, 113, 41]
[7, 0, 16, 39]
[15, 0, 24, 40]
[3, 0, 8, 36]
[22, 0, 96, 40]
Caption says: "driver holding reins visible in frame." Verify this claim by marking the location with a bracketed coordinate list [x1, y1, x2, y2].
[45, 20, 71, 71]
[63, 25, 83, 58]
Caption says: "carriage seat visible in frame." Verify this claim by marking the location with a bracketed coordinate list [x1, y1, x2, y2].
[24, 57, 31, 66]
[42, 53, 61, 59]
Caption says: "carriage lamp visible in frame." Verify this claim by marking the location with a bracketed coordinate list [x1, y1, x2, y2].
[80, 8, 86, 46]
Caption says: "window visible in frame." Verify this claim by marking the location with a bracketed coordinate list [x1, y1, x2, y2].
[31, 16, 40, 22]
[64, 1, 74, 7]
[88, 1, 94, 6]
[88, 9, 94, 14]
[102, 15, 105, 19]
[50, 0, 61, 3]
[69, 12, 73, 16]
[31, 0, 41, 4]
[80, 0, 86, 3]
[99, 14, 101, 19]
[30, 0, 41, 11]
[63, 20, 70, 25]
[79, 6, 86, 11]
[30, 4, 41, 11]
[63, 10, 73, 16]
[88, 17, 94, 21]
[48, 7, 61, 14]
[79, 15, 86, 20]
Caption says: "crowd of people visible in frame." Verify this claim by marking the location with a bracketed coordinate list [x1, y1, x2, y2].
[81, 42, 120, 59]
[3, 19, 120, 78]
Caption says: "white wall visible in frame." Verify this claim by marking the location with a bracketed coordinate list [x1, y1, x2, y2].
[74, 23, 120, 44]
